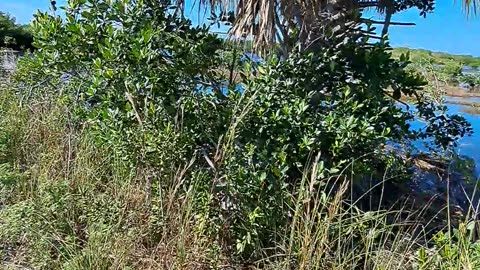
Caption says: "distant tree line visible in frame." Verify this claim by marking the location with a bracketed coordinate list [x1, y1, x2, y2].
[0, 12, 34, 51]
[392, 47, 480, 68]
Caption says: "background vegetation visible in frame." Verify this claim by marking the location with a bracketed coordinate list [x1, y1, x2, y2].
[0, 12, 33, 51]
[392, 47, 480, 68]
[392, 47, 480, 95]
[0, 0, 479, 269]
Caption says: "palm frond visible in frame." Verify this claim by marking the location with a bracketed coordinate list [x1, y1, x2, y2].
[174, 0, 473, 53]
[459, 0, 480, 15]
[177, 0, 364, 51]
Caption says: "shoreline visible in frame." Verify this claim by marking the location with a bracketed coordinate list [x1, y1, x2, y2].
[443, 85, 480, 97]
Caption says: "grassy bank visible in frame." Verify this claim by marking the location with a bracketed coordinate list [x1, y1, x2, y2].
[443, 86, 480, 98]
[1, 75, 479, 269]
[392, 47, 480, 68]
[394, 47, 480, 109]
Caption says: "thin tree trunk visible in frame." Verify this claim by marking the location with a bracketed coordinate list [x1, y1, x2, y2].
[381, 5, 394, 38]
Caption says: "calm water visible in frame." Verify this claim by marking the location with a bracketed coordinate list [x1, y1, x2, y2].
[448, 103, 480, 168]
[446, 96, 480, 104]
[411, 102, 480, 175]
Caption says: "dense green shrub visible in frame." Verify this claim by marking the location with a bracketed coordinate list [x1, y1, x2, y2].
[32, 0, 228, 166]
[459, 73, 480, 91]
[441, 61, 463, 85]
[0, 0, 474, 267]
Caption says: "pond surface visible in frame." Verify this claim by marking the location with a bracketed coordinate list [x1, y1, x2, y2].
[448, 104, 480, 170]
[446, 96, 480, 104]
[408, 102, 480, 211]
[417, 102, 480, 175]
[441, 98, 480, 168]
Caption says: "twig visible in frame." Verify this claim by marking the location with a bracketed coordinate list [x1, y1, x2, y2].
[360, 18, 416, 26]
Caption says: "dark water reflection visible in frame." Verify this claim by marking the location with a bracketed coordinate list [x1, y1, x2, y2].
[447, 104, 480, 174]
[408, 102, 480, 176]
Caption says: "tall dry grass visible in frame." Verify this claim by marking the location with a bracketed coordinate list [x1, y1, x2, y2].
[1, 78, 480, 269]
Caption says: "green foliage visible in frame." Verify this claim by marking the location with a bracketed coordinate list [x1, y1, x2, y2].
[0, 0, 475, 268]
[459, 73, 480, 91]
[441, 61, 463, 85]
[32, 0, 225, 158]
[24, 0, 474, 260]
[0, 86, 142, 269]
[389, 0, 435, 17]
[416, 223, 480, 269]
[393, 47, 480, 68]
[31, 0, 262, 261]
[0, 11, 33, 50]
[238, 31, 471, 175]
[402, 55, 463, 87]
[443, 61, 463, 77]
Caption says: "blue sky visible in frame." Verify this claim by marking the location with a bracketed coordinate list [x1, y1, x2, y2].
[2, 0, 480, 56]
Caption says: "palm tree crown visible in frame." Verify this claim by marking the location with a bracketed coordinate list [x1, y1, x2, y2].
[174, 0, 479, 54]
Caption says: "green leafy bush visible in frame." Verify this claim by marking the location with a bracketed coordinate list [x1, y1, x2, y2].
[459, 73, 480, 91]
[0, 0, 474, 267]
[441, 61, 463, 85]
[416, 222, 480, 269]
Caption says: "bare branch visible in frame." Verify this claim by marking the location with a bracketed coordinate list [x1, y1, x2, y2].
[360, 18, 416, 26]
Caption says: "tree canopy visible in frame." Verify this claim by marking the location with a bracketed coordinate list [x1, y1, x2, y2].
[178, 0, 477, 55]
[0, 1, 477, 268]
[0, 12, 33, 51]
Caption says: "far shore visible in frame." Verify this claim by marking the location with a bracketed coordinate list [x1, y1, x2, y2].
[444, 85, 480, 97]
[399, 85, 480, 114]
[442, 86, 480, 114]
